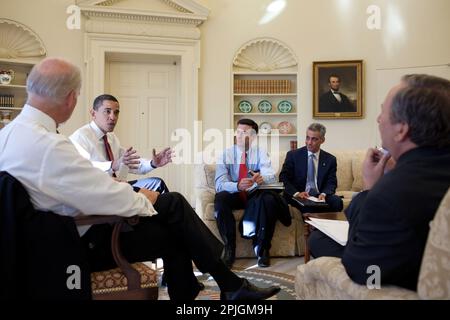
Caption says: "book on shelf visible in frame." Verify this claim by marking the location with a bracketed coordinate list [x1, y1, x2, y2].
[305, 218, 349, 246]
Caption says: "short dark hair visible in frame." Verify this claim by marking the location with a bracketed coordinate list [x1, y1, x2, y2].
[237, 118, 258, 134]
[328, 74, 340, 82]
[93, 94, 119, 111]
[391, 74, 450, 148]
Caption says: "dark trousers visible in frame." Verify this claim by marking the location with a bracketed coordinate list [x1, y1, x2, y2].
[308, 229, 345, 258]
[214, 191, 278, 252]
[285, 194, 344, 259]
[128, 177, 169, 194]
[286, 194, 343, 214]
[81, 192, 223, 300]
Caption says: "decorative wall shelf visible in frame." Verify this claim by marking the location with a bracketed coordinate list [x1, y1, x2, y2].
[232, 38, 299, 152]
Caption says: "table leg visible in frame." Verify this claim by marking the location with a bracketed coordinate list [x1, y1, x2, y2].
[303, 221, 310, 263]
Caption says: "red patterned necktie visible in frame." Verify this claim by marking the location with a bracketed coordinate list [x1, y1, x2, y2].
[238, 151, 248, 203]
[103, 135, 116, 177]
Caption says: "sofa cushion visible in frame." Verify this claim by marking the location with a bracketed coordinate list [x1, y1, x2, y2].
[351, 150, 366, 192]
[333, 151, 353, 192]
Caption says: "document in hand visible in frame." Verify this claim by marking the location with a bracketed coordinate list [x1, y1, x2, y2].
[306, 218, 349, 246]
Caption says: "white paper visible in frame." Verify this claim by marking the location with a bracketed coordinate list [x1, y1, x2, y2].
[306, 218, 349, 246]
[307, 196, 325, 203]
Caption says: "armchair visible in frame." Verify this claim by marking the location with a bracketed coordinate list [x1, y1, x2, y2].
[0, 171, 158, 300]
[295, 188, 450, 300]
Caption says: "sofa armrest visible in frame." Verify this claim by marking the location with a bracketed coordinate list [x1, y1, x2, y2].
[295, 257, 419, 300]
[195, 189, 216, 220]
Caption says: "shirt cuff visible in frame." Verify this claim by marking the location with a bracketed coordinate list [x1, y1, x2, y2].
[293, 192, 300, 198]
[150, 160, 157, 169]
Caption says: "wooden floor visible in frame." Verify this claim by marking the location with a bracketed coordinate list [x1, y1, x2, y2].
[233, 256, 305, 276]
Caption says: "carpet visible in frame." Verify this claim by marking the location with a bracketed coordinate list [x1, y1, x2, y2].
[158, 268, 297, 300]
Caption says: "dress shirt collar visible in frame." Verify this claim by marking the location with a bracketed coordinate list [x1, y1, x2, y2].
[21, 104, 58, 133]
[89, 121, 106, 141]
[308, 149, 320, 159]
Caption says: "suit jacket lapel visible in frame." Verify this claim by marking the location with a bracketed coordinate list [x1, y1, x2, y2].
[317, 151, 328, 187]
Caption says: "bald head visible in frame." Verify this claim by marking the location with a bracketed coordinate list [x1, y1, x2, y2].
[26, 58, 81, 124]
[27, 58, 81, 104]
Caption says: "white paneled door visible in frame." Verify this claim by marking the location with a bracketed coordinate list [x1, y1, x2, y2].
[108, 61, 180, 192]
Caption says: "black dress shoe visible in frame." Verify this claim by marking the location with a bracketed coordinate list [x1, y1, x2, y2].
[257, 249, 270, 268]
[222, 246, 235, 269]
[221, 279, 280, 300]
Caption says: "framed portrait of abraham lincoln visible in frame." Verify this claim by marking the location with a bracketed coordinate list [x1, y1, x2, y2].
[313, 60, 363, 119]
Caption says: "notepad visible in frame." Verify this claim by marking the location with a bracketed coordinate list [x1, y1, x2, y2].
[306, 218, 349, 246]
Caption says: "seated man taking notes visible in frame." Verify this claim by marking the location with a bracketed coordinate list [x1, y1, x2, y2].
[279, 123, 343, 213]
[214, 118, 291, 268]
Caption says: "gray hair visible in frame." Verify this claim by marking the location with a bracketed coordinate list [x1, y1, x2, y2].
[391, 74, 450, 148]
[26, 58, 81, 104]
[307, 123, 326, 138]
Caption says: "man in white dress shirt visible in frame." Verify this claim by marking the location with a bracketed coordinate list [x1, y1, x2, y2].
[70, 94, 171, 194]
[0, 57, 279, 301]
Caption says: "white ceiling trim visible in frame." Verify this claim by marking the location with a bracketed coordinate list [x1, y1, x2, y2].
[78, 0, 209, 26]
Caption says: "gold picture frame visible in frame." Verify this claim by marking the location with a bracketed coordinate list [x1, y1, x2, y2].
[313, 60, 363, 119]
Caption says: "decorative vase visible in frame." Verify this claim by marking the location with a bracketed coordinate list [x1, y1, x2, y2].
[0, 70, 15, 85]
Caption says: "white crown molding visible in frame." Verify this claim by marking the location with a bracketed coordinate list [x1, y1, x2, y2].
[233, 37, 298, 72]
[0, 19, 47, 59]
[85, 19, 201, 39]
[79, 0, 209, 26]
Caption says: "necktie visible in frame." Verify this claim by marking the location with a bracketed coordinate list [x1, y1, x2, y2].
[238, 151, 248, 203]
[103, 135, 116, 177]
[306, 154, 318, 196]
[333, 91, 342, 102]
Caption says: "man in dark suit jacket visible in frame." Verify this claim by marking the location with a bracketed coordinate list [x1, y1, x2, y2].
[309, 74, 450, 291]
[319, 74, 356, 113]
[279, 123, 343, 213]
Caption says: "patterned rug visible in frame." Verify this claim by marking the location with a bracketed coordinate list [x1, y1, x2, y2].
[158, 268, 297, 300]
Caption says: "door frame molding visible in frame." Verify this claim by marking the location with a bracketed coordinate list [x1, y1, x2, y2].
[84, 33, 199, 202]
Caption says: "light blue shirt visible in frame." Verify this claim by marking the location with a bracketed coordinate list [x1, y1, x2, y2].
[215, 145, 276, 193]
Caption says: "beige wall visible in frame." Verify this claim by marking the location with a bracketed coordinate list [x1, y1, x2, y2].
[198, 0, 450, 150]
[1, 0, 449, 150]
[0, 0, 86, 136]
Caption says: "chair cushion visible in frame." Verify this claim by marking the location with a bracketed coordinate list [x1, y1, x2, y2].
[418, 188, 450, 300]
[91, 262, 158, 295]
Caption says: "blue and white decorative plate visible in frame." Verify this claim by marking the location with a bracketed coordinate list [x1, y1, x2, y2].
[238, 100, 252, 113]
[277, 100, 293, 113]
[258, 100, 272, 113]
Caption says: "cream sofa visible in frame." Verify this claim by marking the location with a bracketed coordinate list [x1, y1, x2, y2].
[295, 188, 450, 299]
[194, 149, 366, 258]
